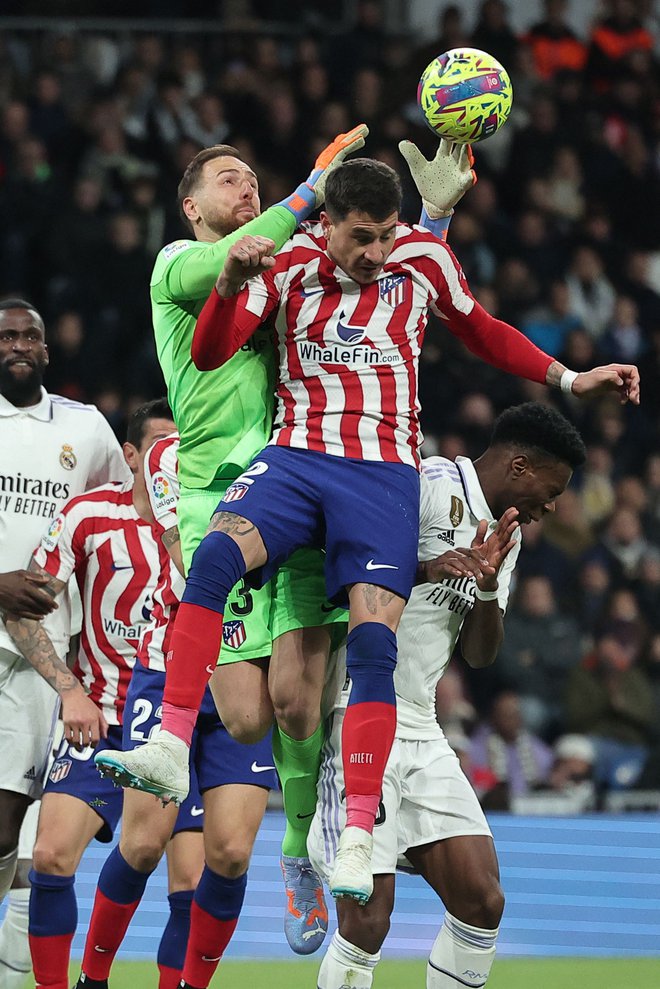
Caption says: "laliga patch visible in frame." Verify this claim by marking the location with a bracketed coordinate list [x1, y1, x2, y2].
[223, 482, 249, 503]
[59, 443, 77, 470]
[162, 239, 192, 261]
[223, 619, 247, 648]
[49, 758, 72, 783]
[379, 274, 407, 308]
[41, 514, 65, 552]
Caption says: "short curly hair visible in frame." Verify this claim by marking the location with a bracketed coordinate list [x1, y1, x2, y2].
[489, 402, 586, 469]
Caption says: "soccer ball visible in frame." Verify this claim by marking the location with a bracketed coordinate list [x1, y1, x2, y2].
[417, 48, 513, 144]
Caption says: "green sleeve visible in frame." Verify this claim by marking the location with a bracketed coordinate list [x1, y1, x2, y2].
[154, 206, 296, 303]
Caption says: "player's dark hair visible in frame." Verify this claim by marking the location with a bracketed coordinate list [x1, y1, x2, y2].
[177, 144, 245, 231]
[324, 158, 402, 222]
[126, 397, 173, 448]
[490, 402, 586, 469]
[0, 298, 40, 314]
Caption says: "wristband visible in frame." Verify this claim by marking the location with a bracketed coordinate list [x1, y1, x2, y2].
[277, 182, 316, 225]
[420, 206, 452, 242]
[475, 586, 499, 602]
[560, 369, 578, 394]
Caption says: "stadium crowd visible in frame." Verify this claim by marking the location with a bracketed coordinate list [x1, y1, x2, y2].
[1, 0, 659, 806]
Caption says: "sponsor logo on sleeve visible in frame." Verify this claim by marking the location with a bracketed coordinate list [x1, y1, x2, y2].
[450, 496, 464, 528]
[41, 514, 65, 552]
[162, 239, 192, 261]
[152, 473, 176, 512]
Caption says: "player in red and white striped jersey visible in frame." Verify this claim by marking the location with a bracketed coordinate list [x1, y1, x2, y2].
[32, 481, 160, 725]
[76, 430, 279, 989]
[114, 156, 640, 906]
[4, 399, 175, 989]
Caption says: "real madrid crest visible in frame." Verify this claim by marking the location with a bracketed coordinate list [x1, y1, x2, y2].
[59, 443, 77, 470]
[450, 495, 464, 528]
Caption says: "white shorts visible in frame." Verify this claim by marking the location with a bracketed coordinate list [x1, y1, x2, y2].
[308, 712, 491, 880]
[0, 648, 60, 799]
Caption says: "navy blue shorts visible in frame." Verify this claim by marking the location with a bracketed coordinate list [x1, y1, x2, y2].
[45, 726, 125, 843]
[217, 446, 420, 605]
[125, 662, 279, 807]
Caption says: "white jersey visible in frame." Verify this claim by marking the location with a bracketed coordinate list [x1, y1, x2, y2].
[328, 455, 521, 740]
[0, 388, 128, 655]
[33, 482, 161, 724]
[138, 432, 184, 672]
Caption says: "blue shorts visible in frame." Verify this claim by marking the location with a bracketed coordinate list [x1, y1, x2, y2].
[124, 662, 205, 835]
[125, 662, 279, 804]
[45, 726, 124, 843]
[217, 446, 420, 605]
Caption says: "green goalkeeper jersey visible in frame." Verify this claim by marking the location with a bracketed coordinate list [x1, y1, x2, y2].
[150, 206, 296, 489]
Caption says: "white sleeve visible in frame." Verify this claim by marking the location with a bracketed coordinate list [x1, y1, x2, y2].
[145, 437, 179, 532]
[496, 531, 522, 613]
[88, 411, 130, 487]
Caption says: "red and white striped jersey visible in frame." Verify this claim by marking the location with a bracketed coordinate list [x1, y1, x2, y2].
[230, 222, 550, 468]
[33, 481, 160, 724]
[138, 432, 184, 672]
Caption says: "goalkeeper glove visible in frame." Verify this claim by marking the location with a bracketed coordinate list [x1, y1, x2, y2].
[398, 138, 476, 218]
[279, 124, 369, 224]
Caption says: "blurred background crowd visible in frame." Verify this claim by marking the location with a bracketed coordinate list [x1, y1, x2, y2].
[1, 0, 659, 811]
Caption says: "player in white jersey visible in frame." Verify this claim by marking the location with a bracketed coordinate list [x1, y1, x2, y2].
[308, 403, 587, 989]
[0, 297, 127, 987]
[3, 399, 175, 989]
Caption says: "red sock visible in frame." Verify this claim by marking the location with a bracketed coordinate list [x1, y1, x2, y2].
[162, 603, 225, 737]
[158, 964, 182, 989]
[181, 901, 238, 988]
[82, 889, 142, 979]
[29, 933, 73, 989]
[341, 700, 396, 834]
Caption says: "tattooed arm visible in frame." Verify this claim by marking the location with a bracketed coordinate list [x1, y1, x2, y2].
[161, 524, 185, 577]
[4, 560, 108, 749]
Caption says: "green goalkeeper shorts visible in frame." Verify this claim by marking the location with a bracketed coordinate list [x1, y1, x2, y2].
[270, 548, 347, 646]
[178, 480, 272, 664]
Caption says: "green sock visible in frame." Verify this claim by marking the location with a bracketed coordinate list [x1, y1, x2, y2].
[272, 721, 324, 859]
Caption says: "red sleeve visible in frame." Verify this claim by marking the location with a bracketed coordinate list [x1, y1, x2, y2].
[446, 297, 554, 384]
[191, 289, 263, 370]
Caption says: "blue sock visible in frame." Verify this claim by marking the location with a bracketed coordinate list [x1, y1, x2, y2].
[345, 623, 397, 707]
[28, 869, 76, 937]
[157, 889, 194, 971]
[98, 845, 153, 903]
[183, 531, 247, 613]
[194, 866, 246, 920]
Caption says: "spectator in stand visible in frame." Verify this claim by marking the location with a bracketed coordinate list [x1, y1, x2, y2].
[543, 487, 595, 561]
[495, 575, 582, 736]
[570, 558, 612, 635]
[524, 0, 587, 80]
[599, 296, 647, 364]
[565, 629, 653, 789]
[469, 692, 554, 808]
[522, 280, 583, 355]
[471, 0, 520, 71]
[576, 444, 616, 527]
[565, 245, 616, 340]
[415, 5, 469, 81]
[597, 506, 651, 583]
[587, 0, 654, 92]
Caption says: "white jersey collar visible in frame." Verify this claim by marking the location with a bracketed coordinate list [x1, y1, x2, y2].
[455, 456, 494, 522]
[0, 386, 51, 421]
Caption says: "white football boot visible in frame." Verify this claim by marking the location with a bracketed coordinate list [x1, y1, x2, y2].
[95, 730, 190, 806]
[328, 826, 374, 905]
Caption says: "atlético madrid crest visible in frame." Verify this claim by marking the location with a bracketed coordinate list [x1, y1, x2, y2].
[223, 620, 246, 649]
[379, 274, 407, 309]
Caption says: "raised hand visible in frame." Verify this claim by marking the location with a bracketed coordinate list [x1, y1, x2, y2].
[398, 137, 476, 218]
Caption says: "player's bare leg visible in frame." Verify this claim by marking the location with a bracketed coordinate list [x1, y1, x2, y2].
[96, 514, 268, 804]
[318, 875, 394, 988]
[28, 793, 105, 989]
[209, 659, 272, 745]
[179, 783, 268, 989]
[270, 626, 331, 954]
[329, 585, 405, 904]
[406, 837, 503, 988]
